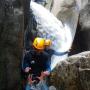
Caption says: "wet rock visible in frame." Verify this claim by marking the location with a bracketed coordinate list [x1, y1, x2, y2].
[50, 51, 90, 90]
[50, 0, 88, 16]
[78, 3, 90, 51]
[70, 3, 90, 54]
[0, 0, 24, 90]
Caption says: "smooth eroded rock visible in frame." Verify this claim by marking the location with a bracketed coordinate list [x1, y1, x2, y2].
[49, 51, 90, 90]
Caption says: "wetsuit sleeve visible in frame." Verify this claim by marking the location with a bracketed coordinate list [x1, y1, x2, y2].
[22, 52, 31, 71]
[43, 52, 51, 72]
[45, 58, 51, 72]
[45, 49, 54, 72]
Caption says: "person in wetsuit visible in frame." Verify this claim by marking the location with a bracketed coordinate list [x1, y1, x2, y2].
[22, 37, 53, 90]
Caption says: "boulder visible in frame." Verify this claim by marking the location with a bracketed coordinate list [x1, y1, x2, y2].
[49, 51, 90, 90]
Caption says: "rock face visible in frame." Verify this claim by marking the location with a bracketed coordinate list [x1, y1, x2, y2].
[50, 0, 88, 16]
[77, 3, 90, 51]
[70, 2, 90, 54]
[0, 0, 24, 90]
[49, 51, 90, 90]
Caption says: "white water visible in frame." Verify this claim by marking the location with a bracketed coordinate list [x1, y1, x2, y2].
[30, 1, 79, 70]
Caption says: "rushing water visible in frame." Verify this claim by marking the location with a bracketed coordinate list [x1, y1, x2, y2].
[30, 1, 79, 70]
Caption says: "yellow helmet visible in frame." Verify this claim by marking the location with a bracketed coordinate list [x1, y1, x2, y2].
[33, 37, 45, 50]
[45, 39, 52, 46]
[33, 37, 52, 50]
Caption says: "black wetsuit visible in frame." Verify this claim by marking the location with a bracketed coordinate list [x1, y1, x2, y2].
[22, 48, 52, 77]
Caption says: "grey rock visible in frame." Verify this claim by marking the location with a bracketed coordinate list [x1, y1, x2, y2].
[79, 4, 90, 30]
[70, 3, 90, 54]
[49, 51, 90, 90]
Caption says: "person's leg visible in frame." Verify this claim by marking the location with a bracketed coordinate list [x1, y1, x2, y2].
[25, 83, 31, 90]
[25, 83, 37, 90]
[37, 80, 49, 90]
[41, 81, 48, 90]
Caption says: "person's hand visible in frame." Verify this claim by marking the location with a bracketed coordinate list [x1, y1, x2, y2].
[24, 49, 29, 53]
[37, 71, 50, 80]
[43, 71, 50, 76]
[25, 67, 31, 73]
[28, 75, 36, 85]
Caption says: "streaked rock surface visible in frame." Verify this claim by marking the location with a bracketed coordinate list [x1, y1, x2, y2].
[50, 51, 90, 90]
[0, 0, 24, 90]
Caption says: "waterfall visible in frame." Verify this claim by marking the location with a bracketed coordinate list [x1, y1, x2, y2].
[30, 1, 79, 70]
